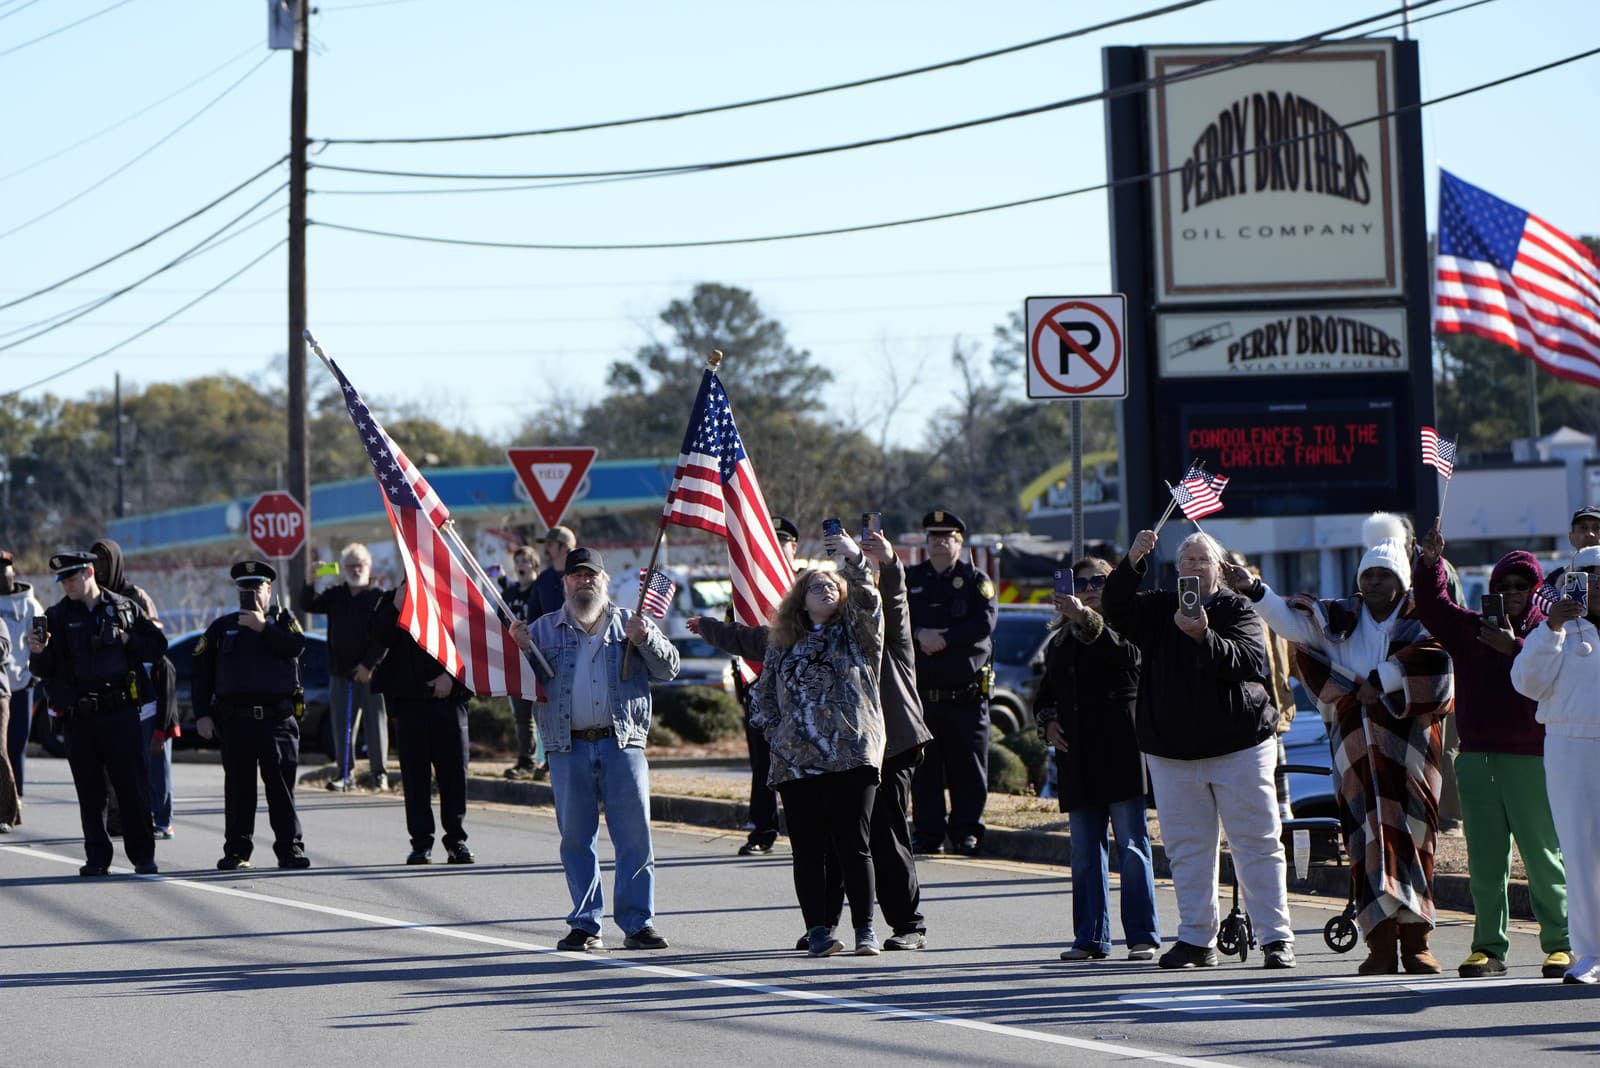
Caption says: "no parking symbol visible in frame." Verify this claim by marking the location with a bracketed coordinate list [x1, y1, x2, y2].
[1025, 295, 1128, 400]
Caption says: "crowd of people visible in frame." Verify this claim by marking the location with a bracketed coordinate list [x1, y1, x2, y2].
[3, 501, 1598, 983]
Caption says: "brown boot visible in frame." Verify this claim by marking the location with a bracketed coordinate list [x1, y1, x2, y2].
[1357, 917, 1399, 975]
[1399, 923, 1443, 974]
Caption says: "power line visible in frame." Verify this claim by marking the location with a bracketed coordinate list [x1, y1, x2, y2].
[0, 0, 136, 60]
[0, 156, 287, 312]
[0, 41, 262, 184]
[307, 43, 1600, 253]
[0, 0, 47, 24]
[315, 0, 1214, 146]
[1, 239, 287, 400]
[305, 1, 1451, 187]
[0, 51, 276, 242]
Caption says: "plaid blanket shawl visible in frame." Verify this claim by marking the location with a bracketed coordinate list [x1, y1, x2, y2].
[1287, 594, 1455, 933]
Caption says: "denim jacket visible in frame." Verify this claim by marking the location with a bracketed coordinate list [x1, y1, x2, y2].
[527, 603, 679, 751]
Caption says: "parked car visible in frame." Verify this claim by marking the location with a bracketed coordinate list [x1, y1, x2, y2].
[989, 604, 1055, 736]
[656, 635, 735, 695]
[163, 628, 336, 757]
[1281, 679, 1338, 820]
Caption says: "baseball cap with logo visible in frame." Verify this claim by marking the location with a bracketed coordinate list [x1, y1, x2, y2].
[563, 547, 605, 576]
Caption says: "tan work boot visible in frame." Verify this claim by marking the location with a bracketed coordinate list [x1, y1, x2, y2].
[1357, 917, 1400, 975]
[1399, 923, 1442, 974]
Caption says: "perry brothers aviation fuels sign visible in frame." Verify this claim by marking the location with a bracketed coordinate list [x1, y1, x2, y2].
[1157, 307, 1408, 377]
[1146, 42, 1403, 304]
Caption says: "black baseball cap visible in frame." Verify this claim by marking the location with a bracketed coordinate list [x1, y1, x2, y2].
[563, 547, 604, 576]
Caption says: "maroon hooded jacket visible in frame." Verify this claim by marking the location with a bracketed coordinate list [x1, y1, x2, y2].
[1411, 551, 1546, 756]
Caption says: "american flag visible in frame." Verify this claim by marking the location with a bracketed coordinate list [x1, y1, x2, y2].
[1171, 462, 1229, 521]
[661, 370, 795, 668]
[1435, 170, 1600, 388]
[1531, 581, 1561, 617]
[637, 567, 677, 620]
[324, 355, 539, 700]
[1420, 426, 1456, 479]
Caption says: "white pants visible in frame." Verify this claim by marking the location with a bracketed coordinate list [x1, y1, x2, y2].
[1546, 737, 1600, 973]
[1147, 738, 1293, 948]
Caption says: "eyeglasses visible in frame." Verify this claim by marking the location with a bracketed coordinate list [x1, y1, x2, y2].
[1073, 575, 1107, 593]
[806, 582, 838, 596]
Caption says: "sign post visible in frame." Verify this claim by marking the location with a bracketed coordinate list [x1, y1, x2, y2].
[246, 490, 307, 560]
[506, 447, 598, 532]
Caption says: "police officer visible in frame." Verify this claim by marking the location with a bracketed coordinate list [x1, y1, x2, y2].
[27, 551, 167, 876]
[906, 511, 997, 856]
[192, 561, 311, 871]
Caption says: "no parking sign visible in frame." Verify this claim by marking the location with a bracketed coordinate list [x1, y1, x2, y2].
[1025, 295, 1128, 400]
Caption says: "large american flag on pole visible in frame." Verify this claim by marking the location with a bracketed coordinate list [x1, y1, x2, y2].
[1171, 462, 1229, 521]
[661, 370, 795, 650]
[1435, 170, 1600, 388]
[326, 356, 539, 700]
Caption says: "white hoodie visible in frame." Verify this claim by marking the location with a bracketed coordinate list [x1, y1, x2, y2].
[1511, 616, 1600, 740]
[0, 582, 43, 691]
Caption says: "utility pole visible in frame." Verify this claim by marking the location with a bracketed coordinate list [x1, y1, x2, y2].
[113, 371, 125, 518]
[287, 0, 310, 609]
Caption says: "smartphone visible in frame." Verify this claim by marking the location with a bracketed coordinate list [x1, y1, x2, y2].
[1178, 574, 1202, 618]
[314, 561, 341, 579]
[31, 618, 47, 643]
[1053, 568, 1074, 597]
[821, 517, 843, 556]
[238, 589, 256, 611]
[1480, 593, 1505, 628]
[861, 511, 882, 542]
[1563, 571, 1589, 607]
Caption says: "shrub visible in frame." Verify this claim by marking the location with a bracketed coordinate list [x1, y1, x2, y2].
[648, 721, 683, 748]
[999, 730, 1049, 790]
[988, 741, 1030, 795]
[466, 697, 516, 752]
[653, 685, 743, 743]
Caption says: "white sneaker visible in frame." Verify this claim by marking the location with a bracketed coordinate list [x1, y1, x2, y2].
[1564, 955, 1600, 985]
[1128, 943, 1159, 961]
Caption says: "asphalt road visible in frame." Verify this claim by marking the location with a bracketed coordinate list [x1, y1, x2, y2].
[3, 757, 1597, 1067]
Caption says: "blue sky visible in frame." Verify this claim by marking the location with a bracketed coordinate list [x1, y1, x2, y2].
[2, 0, 1595, 448]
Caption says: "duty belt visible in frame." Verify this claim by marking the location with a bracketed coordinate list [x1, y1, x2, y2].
[921, 682, 983, 704]
[221, 699, 294, 720]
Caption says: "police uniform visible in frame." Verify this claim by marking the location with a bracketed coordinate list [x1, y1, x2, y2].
[28, 551, 168, 876]
[906, 511, 997, 855]
[192, 561, 310, 870]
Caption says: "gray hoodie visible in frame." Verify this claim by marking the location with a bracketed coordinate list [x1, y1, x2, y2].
[0, 582, 42, 691]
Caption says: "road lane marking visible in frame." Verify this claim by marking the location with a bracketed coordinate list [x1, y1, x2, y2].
[4, 844, 1238, 1067]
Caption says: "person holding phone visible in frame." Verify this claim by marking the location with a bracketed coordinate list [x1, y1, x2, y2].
[1412, 530, 1569, 980]
[1034, 557, 1159, 963]
[1225, 517, 1452, 975]
[1104, 529, 1293, 970]
[1513, 545, 1600, 985]
[301, 542, 389, 792]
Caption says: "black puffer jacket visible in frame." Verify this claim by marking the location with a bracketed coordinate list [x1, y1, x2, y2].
[1033, 609, 1144, 811]
[1101, 555, 1275, 760]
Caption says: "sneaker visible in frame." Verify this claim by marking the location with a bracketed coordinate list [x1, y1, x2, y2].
[216, 855, 251, 871]
[1159, 941, 1220, 969]
[134, 861, 160, 876]
[1128, 943, 1159, 961]
[1543, 950, 1574, 979]
[325, 778, 351, 792]
[795, 932, 811, 952]
[623, 926, 669, 950]
[557, 928, 602, 952]
[855, 926, 881, 956]
[504, 763, 536, 781]
[1262, 941, 1296, 969]
[372, 773, 389, 792]
[806, 926, 844, 958]
[737, 841, 773, 856]
[532, 762, 550, 781]
[152, 826, 174, 840]
[1564, 955, 1600, 985]
[953, 834, 981, 856]
[883, 931, 927, 951]
[406, 849, 432, 865]
[1458, 951, 1507, 978]
[0, 823, 10, 833]
[1060, 947, 1108, 961]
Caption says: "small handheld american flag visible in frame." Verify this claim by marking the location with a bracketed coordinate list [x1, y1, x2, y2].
[1171, 462, 1229, 521]
[1421, 426, 1456, 479]
[1531, 581, 1561, 617]
[637, 568, 678, 621]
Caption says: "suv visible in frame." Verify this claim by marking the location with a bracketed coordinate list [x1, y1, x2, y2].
[988, 604, 1055, 736]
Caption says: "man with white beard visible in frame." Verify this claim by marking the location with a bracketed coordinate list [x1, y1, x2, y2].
[511, 547, 679, 952]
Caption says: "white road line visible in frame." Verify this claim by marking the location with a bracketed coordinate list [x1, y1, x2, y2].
[4, 844, 1239, 1068]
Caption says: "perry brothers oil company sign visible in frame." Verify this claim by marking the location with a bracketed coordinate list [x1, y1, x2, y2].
[1146, 42, 1403, 304]
[1157, 307, 1408, 377]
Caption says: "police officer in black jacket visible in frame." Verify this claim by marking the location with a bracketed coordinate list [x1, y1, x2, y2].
[193, 561, 311, 871]
[28, 551, 167, 876]
[368, 582, 474, 865]
[906, 511, 997, 856]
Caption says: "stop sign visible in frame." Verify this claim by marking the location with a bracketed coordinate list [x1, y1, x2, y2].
[246, 491, 307, 559]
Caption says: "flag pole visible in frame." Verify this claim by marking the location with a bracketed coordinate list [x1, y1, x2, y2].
[622, 347, 725, 679]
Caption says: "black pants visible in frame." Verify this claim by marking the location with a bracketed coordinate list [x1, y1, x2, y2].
[65, 705, 154, 868]
[777, 766, 878, 931]
[393, 697, 469, 852]
[219, 714, 303, 862]
[817, 747, 926, 934]
[744, 708, 780, 847]
[911, 697, 989, 849]
[510, 696, 535, 768]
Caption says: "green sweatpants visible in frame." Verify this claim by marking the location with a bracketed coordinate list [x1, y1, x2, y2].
[1455, 751, 1569, 959]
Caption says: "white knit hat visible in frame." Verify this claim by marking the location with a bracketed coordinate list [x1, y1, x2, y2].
[1574, 546, 1600, 569]
[1358, 537, 1411, 592]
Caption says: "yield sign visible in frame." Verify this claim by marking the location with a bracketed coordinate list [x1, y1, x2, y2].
[506, 447, 598, 531]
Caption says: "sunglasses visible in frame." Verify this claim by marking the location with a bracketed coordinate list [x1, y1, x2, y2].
[1492, 579, 1532, 593]
[1073, 575, 1107, 593]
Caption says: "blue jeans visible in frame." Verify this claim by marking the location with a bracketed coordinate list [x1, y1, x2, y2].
[547, 740, 656, 937]
[140, 711, 173, 829]
[1068, 797, 1161, 954]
